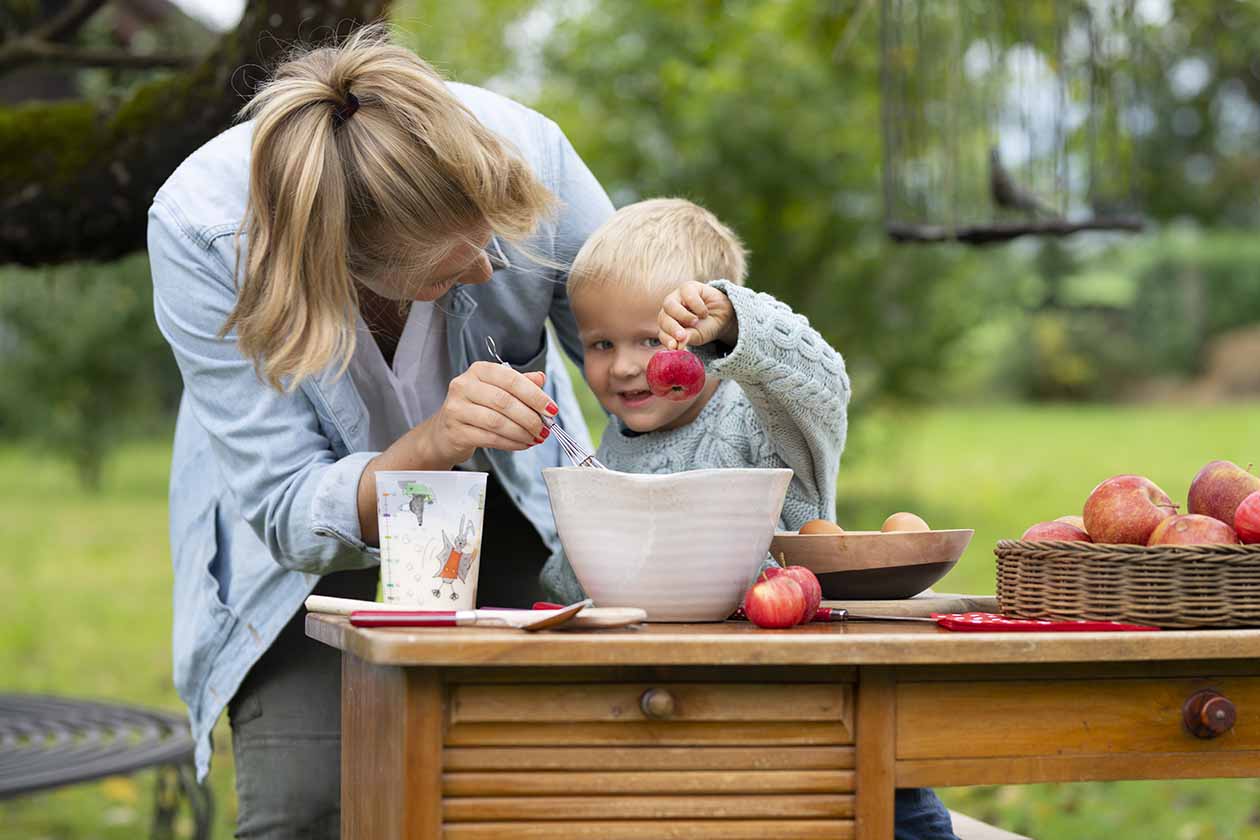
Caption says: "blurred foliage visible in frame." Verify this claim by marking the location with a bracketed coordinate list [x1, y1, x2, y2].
[0, 256, 180, 487]
[4, 0, 1260, 476]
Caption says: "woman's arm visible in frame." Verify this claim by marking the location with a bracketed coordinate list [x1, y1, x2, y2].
[150, 202, 555, 570]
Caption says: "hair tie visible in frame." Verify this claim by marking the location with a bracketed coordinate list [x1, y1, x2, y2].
[332, 91, 360, 128]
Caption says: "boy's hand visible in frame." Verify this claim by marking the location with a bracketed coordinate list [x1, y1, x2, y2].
[658, 281, 737, 350]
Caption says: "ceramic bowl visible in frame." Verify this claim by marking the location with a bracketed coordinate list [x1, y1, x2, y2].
[769, 529, 974, 600]
[543, 467, 793, 621]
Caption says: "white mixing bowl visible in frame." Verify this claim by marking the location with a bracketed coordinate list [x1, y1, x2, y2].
[543, 467, 793, 621]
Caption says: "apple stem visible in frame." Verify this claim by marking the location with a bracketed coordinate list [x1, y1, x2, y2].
[777, 552, 787, 569]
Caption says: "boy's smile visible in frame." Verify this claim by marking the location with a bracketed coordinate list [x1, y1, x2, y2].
[572, 283, 718, 434]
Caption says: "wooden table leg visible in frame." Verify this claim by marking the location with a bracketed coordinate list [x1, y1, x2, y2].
[342, 655, 444, 840]
[856, 666, 896, 840]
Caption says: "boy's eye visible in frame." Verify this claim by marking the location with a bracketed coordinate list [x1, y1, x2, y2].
[590, 340, 612, 351]
[644, 337, 662, 348]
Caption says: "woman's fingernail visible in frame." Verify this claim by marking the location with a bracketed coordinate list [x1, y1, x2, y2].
[539, 427, 550, 439]
[533, 436, 544, 445]
[546, 402, 559, 415]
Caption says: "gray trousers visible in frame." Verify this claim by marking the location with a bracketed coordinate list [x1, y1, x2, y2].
[228, 472, 549, 839]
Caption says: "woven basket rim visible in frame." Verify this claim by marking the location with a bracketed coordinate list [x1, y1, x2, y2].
[996, 539, 1260, 560]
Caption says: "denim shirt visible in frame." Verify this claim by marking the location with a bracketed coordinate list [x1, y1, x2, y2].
[147, 83, 613, 780]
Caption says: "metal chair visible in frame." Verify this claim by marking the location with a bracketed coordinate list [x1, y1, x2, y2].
[0, 694, 212, 839]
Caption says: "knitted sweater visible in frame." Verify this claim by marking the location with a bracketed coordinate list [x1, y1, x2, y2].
[541, 279, 851, 603]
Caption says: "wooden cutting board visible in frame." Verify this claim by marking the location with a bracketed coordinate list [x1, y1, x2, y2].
[820, 591, 998, 618]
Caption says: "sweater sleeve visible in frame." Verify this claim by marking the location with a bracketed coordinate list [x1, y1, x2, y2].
[694, 280, 850, 519]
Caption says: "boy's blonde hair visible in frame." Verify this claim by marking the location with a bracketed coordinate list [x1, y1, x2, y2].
[568, 198, 747, 299]
[225, 23, 556, 391]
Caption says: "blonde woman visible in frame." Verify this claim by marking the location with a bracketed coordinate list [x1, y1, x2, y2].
[147, 25, 612, 836]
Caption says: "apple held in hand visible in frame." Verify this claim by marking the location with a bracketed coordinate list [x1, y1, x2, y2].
[1236, 491, 1260, 544]
[1147, 514, 1239, 546]
[1083, 475, 1178, 545]
[1188, 460, 1260, 525]
[1021, 521, 1092, 542]
[646, 349, 706, 401]
[743, 569, 807, 629]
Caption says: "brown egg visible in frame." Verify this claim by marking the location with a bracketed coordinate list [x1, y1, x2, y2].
[799, 518, 844, 535]
[881, 512, 930, 533]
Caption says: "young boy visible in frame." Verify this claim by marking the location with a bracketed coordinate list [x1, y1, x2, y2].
[542, 196, 849, 609]
[542, 198, 958, 840]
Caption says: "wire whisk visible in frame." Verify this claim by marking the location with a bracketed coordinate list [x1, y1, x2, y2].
[486, 337, 607, 469]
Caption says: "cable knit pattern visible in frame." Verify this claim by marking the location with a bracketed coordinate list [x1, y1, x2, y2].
[541, 280, 850, 603]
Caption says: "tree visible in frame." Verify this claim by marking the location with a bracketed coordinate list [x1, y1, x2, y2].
[0, 0, 391, 267]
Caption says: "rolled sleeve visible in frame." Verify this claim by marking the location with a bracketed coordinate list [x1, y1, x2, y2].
[149, 199, 379, 575]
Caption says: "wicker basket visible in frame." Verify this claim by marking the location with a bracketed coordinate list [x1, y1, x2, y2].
[995, 539, 1260, 628]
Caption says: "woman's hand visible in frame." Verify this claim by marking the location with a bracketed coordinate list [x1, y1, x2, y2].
[417, 361, 556, 466]
[658, 281, 737, 350]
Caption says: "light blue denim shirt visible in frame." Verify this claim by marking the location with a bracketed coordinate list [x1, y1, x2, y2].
[147, 83, 613, 780]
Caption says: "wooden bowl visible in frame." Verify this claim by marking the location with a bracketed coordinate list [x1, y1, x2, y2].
[769, 529, 975, 600]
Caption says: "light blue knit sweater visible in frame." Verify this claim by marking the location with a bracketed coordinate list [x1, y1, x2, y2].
[541, 279, 851, 603]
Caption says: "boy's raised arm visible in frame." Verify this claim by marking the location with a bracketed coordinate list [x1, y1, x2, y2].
[694, 280, 851, 518]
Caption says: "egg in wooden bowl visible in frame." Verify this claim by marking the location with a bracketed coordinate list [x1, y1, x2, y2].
[771, 516, 973, 600]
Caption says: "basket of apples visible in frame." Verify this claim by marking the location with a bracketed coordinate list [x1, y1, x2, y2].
[996, 460, 1260, 628]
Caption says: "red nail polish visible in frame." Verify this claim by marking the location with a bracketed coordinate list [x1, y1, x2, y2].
[533, 436, 544, 445]
[539, 427, 550, 439]
[546, 402, 559, 415]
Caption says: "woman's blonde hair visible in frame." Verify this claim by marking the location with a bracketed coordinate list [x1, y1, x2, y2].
[568, 198, 747, 300]
[225, 23, 556, 390]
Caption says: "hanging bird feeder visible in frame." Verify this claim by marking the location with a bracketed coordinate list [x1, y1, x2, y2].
[881, 0, 1150, 244]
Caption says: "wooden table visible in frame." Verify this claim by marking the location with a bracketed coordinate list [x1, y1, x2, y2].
[307, 616, 1260, 839]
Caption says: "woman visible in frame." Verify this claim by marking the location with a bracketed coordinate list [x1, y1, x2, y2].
[147, 25, 612, 836]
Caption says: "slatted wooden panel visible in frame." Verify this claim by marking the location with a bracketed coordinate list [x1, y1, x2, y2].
[444, 793, 854, 821]
[444, 820, 855, 839]
[442, 682, 855, 839]
[444, 769, 855, 796]
[444, 745, 855, 771]
[446, 721, 850, 747]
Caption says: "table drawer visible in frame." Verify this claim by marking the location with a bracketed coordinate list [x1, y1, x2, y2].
[443, 683, 855, 838]
[896, 675, 1260, 786]
[452, 682, 849, 724]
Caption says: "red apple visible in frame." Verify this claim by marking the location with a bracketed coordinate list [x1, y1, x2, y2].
[646, 349, 706, 401]
[1188, 460, 1260, 526]
[1236, 491, 1260, 544]
[1083, 475, 1178, 545]
[1021, 521, 1092, 542]
[780, 565, 822, 622]
[1147, 514, 1239, 546]
[1055, 515, 1087, 532]
[743, 570, 807, 629]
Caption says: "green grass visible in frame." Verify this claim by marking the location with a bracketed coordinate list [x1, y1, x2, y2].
[2, 401, 1259, 837]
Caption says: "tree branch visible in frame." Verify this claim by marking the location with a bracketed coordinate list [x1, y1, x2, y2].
[0, 41, 195, 74]
[33, 0, 110, 43]
[886, 216, 1146, 246]
[0, 0, 393, 267]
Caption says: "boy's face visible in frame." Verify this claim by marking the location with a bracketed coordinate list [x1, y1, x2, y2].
[572, 282, 717, 434]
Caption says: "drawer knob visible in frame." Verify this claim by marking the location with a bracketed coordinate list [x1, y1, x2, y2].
[1183, 689, 1236, 739]
[640, 688, 675, 720]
